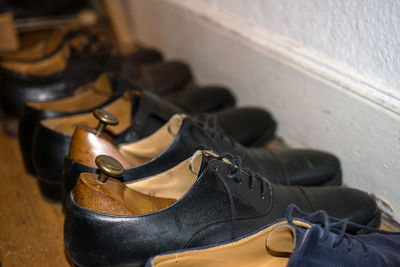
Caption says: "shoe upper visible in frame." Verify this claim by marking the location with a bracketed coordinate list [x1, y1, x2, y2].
[165, 85, 236, 114]
[64, 153, 379, 267]
[214, 107, 276, 147]
[136, 61, 194, 96]
[146, 205, 397, 267]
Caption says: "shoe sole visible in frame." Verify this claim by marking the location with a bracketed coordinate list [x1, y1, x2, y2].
[3, 118, 18, 137]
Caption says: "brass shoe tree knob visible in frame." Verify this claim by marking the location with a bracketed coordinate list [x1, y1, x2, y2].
[93, 109, 119, 135]
[95, 155, 124, 183]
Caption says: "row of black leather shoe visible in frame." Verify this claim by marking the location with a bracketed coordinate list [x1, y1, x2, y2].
[1, 28, 395, 267]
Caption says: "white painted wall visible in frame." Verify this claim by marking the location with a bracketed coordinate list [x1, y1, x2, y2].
[125, 0, 400, 220]
[197, 0, 400, 90]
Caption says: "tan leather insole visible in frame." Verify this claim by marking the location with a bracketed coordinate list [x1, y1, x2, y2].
[27, 74, 112, 112]
[75, 173, 176, 216]
[0, 31, 64, 60]
[151, 221, 311, 267]
[119, 114, 184, 166]
[41, 91, 131, 136]
[0, 35, 88, 76]
[127, 150, 202, 200]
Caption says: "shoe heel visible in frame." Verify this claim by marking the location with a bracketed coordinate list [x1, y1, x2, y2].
[21, 150, 37, 177]
[38, 180, 63, 203]
[3, 117, 19, 136]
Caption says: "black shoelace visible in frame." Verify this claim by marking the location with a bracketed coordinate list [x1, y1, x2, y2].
[212, 152, 270, 239]
[194, 114, 237, 149]
[286, 204, 399, 256]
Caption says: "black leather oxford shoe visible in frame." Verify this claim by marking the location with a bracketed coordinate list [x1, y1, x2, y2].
[62, 114, 340, 203]
[64, 151, 380, 267]
[30, 86, 273, 202]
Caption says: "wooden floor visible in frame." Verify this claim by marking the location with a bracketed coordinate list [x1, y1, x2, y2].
[0, 125, 399, 266]
[0, 124, 71, 267]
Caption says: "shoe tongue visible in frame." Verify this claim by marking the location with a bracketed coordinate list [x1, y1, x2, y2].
[188, 150, 210, 176]
[188, 150, 236, 177]
[265, 224, 297, 257]
[166, 114, 186, 137]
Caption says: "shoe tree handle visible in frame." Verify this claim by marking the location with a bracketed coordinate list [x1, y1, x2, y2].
[95, 155, 124, 183]
[93, 109, 119, 135]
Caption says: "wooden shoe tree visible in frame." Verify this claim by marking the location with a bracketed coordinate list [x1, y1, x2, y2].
[27, 73, 113, 113]
[74, 155, 176, 215]
[69, 111, 184, 169]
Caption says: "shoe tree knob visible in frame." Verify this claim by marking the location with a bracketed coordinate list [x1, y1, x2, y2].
[95, 155, 124, 183]
[93, 109, 119, 135]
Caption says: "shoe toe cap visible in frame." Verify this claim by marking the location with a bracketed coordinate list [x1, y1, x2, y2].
[274, 149, 342, 186]
[303, 186, 380, 227]
[215, 107, 276, 147]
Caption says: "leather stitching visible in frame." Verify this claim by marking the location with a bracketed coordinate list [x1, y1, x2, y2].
[267, 150, 291, 185]
[297, 186, 316, 212]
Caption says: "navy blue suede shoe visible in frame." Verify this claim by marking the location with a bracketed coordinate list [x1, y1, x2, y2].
[147, 204, 400, 267]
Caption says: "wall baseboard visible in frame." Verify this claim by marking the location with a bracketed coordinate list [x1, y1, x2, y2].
[126, 0, 400, 221]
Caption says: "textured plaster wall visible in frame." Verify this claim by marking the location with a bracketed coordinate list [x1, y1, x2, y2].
[197, 0, 400, 90]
